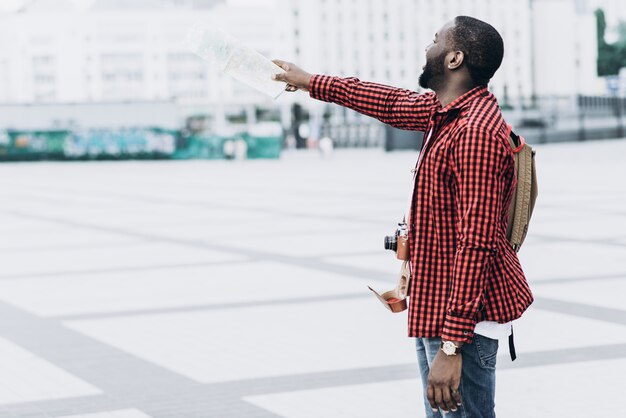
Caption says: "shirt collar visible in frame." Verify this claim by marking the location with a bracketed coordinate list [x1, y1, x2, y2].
[435, 85, 488, 114]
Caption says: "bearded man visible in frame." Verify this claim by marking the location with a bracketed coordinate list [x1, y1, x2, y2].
[273, 16, 533, 418]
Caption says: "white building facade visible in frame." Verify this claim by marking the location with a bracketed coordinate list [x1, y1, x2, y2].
[0, 0, 283, 104]
[0, 0, 605, 129]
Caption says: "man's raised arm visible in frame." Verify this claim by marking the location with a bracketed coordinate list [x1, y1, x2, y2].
[272, 60, 437, 132]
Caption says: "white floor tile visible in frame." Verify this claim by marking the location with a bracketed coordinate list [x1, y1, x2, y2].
[0, 242, 242, 278]
[322, 252, 405, 277]
[58, 410, 153, 418]
[246, 379, 423, 418]
[532, 276, 626, 311]
[216, 230, 388, 257]
[0, 337, 101, 404]
[519, 242, 626, 284]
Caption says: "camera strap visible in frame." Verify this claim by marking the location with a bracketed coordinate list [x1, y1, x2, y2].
[405, 128, 434, 231]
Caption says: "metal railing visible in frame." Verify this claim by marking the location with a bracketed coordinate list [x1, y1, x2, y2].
[317, 94, 626, 149]
[320, 122, 385, 148]
[503, 94, 626, 144]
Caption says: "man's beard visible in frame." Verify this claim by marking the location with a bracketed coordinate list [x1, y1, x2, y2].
[418, 51, 446, 90]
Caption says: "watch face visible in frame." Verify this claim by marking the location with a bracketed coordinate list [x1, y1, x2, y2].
[442, 341, 457, 355]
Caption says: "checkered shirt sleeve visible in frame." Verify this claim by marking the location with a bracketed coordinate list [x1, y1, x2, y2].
[309, 74, 437, 132]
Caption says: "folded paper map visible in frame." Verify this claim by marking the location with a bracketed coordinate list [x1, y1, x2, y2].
[184, 26, 286, 99]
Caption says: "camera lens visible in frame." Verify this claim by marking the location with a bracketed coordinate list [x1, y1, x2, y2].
[384, 235, 397, 252]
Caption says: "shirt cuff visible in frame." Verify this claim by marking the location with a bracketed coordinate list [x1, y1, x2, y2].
[309, 74, 336, 102]
[441, 315, 477, 343]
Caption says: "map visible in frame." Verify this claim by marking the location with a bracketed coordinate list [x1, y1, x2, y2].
[184, 26, 286, 99]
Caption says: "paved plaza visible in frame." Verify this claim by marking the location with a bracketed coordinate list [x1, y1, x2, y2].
[0, 139, 625, 417]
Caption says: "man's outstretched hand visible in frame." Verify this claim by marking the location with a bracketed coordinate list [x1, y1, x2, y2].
[272, 60, 312, 92]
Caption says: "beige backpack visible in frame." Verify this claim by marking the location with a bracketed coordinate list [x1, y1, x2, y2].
[506, 129, 538, 252]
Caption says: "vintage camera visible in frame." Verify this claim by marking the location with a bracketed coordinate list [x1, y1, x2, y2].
[384, 222, 409, 261]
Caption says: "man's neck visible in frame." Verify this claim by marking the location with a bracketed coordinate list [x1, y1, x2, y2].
[435, 82, 479, 108]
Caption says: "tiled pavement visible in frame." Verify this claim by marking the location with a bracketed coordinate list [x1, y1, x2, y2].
[0, 140, 625, 417]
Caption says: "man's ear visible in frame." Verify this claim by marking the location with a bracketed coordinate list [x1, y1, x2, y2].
[447, 51, 465, 70]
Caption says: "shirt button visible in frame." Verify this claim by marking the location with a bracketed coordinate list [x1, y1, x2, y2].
[463, 331, 469, 335]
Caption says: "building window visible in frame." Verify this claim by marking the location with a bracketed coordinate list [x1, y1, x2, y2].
[100, 53, 145, 100]
[34, 74, 55, 83]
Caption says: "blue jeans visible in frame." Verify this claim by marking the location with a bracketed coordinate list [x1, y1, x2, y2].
[415, 335, 498, 418]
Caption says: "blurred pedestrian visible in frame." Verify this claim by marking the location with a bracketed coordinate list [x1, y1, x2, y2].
[318, 136, 334, 157]
[234, 138, 248, 160]
[273, 16, 533, 418]
[223, 139, 235, 160]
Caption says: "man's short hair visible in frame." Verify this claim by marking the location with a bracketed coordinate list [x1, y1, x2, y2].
[448, 16, 504, 85]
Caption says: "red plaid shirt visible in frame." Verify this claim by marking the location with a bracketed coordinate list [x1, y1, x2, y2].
[309, 75, 534, 343]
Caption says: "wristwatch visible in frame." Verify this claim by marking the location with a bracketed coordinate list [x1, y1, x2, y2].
[440, 340, 460, 356]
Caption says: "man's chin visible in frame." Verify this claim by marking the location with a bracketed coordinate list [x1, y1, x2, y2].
[418, 74, 430, 90]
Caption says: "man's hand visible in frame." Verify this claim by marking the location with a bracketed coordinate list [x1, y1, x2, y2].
[427, 349, 463, 413]
[271, 60, 312, 92]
